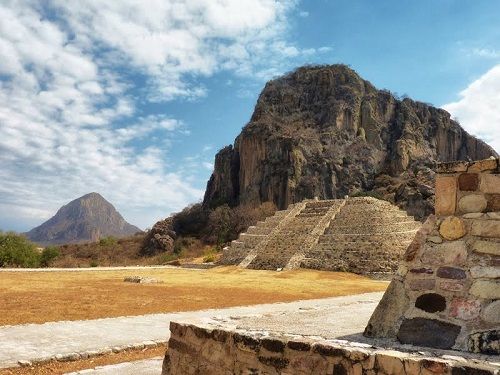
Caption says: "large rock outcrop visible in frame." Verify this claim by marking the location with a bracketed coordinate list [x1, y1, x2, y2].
[26, 192, 141, 245]
[203, 65, 497, 220]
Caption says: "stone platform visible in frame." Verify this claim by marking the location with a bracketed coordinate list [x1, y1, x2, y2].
[162, 293, 499, 374]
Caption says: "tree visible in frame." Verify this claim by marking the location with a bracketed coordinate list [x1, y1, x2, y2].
[0, 231, 40, 268]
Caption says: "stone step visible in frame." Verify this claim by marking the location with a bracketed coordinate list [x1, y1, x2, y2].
[318, 232, 417, 243]
[325, 221, 421, 235]
[245, 226, 273, 235]
[238, 233, 267, 246]
[313, 240, 412, 250]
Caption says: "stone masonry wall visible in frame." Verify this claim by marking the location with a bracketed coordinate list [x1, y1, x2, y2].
[365, 158, 500, 354]
[163, 322, 499, 374]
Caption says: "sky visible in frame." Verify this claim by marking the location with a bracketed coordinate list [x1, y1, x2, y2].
[1, 0, 499, 232]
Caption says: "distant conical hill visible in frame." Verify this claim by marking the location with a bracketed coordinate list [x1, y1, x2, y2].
[26, 193, 141, 245]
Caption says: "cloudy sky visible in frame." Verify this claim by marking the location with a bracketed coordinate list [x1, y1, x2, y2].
[1, 0, 499, 232]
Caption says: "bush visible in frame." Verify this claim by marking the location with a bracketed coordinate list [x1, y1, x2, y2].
[202, 248, 217, 263]
[40, 246, 60, 267]
[172, 203, 209, 237]
[99, 236, 117, 246]
[0, 231, 40, 268]
[89, 260, 99, 267]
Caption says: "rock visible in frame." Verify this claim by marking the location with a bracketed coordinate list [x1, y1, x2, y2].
[427, 236, 443, 244]
[397, 318, 461, 349]
[439, 217, 466, 240]
[486, 194, 500, 212]
[472, 240, 500, 256]
[469, 280, 500, 299]
[458, 173, 479, 191]
[435, 176, 457, 216]
[202, 65, 497, 221]
[486, 212, 500, 219]
[408, 278, 436, 291]
[458, 195, 487, 214]
[437, 280, 465, 292]
[449, 298, 481, 321]
[481, 301, 500, 324]
[470, 220, 500, 238]
[436, 161, 469, 174]
[468, 330, 500, 355]
[124, 276, 163, 284]
[468, 159, 498, 173]
[463, 213, 484, 219]
[141, 217, 176, 255]
[470, 266, 500, 279]
[480, 174, 500, 194]
[364, 280, 409, 338]
[405, 215, 436, 261]
[436, 267, 467, 279]
[410, 267, 434, 274]
[415, 293, 446, 313]
[420, 241, 467, 266]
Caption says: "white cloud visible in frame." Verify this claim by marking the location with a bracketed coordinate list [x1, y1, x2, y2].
[0, 0, 315, 230]
[443, 64, 500, 154]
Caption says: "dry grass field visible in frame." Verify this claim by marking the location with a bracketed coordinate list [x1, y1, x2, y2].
[0, 267, 388, 326]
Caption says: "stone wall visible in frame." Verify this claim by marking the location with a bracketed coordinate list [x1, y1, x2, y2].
[163, 322, 498, 374]
[365, 158, 500, 354]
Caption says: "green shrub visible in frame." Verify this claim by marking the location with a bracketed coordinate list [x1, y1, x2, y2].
[89, 260, 99, 267]
[0, 231, 40, 268]
[202, 248, 217, 263]
[40, 246, 60, 267]
[99, 236, 117, 246]
[157, 252, 179, 264]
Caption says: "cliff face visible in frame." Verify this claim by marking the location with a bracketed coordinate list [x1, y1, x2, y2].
[27, 192, 141, 245]
[203, 65, 498, 220]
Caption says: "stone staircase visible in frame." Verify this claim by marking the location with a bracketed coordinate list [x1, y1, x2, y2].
[219, 196, 421, 274]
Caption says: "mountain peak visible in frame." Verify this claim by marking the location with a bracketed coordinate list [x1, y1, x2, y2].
[27, 193, 141, 245]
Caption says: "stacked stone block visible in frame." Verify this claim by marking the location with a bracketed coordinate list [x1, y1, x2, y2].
[365, 158, 500, 355]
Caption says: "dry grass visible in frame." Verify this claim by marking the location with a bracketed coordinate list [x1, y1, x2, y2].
[0, 267, 387, 326]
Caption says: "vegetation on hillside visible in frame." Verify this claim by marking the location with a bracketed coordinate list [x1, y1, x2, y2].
[0, 231, 60, 267]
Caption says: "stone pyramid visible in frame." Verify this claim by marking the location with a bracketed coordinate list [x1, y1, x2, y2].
[220, 196, 421, 274]
[365, 158, 500, 355]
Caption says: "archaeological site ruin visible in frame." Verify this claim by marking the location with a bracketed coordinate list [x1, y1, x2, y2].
[220, 196, 421, 274]
[162, 158, 499, 374]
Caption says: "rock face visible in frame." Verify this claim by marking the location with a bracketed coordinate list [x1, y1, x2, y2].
[26, 193, 141, 245]
[141, 218, 176, 255]
[203, 65, 497, 220]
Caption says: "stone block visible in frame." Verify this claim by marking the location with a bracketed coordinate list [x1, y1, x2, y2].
[435, 176, 457, 215]
[436, 161, 468, 174]
[375, 351, 405, 374]
[410, 267, 434, 275]
[472, 240, 500, 256]
[449, 298, 481, 321]
[420, 241, 467, 266]
[415, 293, 446, 313]
[480, 174, 500, 194]
[438, 280, 466, 292]
[436, 266, 467, 279]
[470, 220, 500, 238]
[458, 195, 487, 214]
[481, 301, 500, 324]
[467, 158, 498, 173]
[458, 173, 479, 191]
[439, 217, 466, 240]
[470, 266, 500, 279]
[469, 280, 500, 299]
[408, 278, 436, 291]
[468, 330, 500, 355]
[405, 215, 436, 261]
[397, 318, 461, 349]
[486, 194, 500, 212]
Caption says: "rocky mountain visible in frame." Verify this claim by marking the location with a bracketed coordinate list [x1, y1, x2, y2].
[27, 193, 141, 245]
[203, 65, 498, 220]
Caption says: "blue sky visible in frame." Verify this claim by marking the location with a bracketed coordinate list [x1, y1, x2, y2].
[1, 0, 499, 232]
